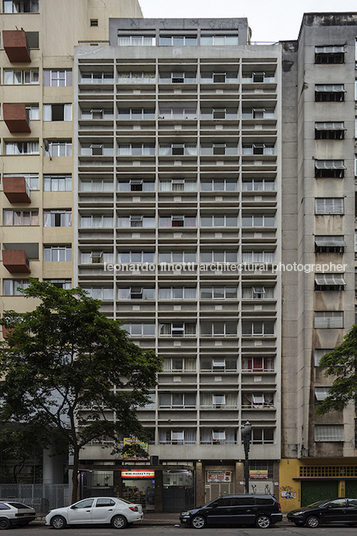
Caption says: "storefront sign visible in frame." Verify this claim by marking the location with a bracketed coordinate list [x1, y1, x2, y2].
[121, 470, 155, 478]
[249, 470, 268, 479]
[123, 438, 149, 461]
[207, 471, 232, 483]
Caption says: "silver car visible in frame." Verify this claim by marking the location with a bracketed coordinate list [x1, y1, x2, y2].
[0, 501, 36, 530]
[45, 497, 143, 529]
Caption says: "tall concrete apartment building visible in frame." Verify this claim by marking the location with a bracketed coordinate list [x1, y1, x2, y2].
[74, 18, 282, 509]
[1, 1, 357, 513]
[280, 13, 357, 509]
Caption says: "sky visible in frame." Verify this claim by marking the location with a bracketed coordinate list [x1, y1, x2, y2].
[138, 0, 357, 43]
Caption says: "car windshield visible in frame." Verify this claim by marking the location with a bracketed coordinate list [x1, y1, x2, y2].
[117, 498, 135, 505]
[7, 503, 32, 509]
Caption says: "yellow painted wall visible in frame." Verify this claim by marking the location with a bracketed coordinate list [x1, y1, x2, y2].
[279, 459, 301, 513]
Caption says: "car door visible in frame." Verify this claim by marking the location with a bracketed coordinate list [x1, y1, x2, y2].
[320, 499, 347, 523]
[91, 498, 117, 524]
[345, 498, 357, 523]
[67, 498, 94, 524]
[205, 497, 233, 525]
[229, 497, 256, 525]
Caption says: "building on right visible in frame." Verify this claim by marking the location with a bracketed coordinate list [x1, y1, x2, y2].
[280, 12, 357, 511]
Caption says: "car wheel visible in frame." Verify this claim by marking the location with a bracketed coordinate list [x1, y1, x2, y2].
[0, 518, 10, 530]
[255, 515, 271, 529]
[51, 515, 67, 529]
[306, 515, 320, 528]
[111, 515, 128, 529]
[191, 515, 206, 529]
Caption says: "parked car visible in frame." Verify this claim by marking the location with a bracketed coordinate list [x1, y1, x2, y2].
[45, 497, 143, 529]
[287, 497, 357, 528]
[180, 494, 282, 529]
[0, 501, 36, 530]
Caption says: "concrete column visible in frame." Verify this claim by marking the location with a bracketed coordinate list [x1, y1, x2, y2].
[235, 462, 244, 493]
[43, 447, 65, 484]
[195, 462, 204, 506]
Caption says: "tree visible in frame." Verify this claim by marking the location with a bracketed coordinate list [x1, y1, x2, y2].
[316, 324, 357, 415]
[0, 280, 162, 502]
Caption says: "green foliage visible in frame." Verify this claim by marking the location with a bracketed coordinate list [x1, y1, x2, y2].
[316, 324, 357, 415]
[0, 279, 162, 499]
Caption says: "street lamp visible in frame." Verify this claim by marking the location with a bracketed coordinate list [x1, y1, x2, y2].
[241, 421, 251, 494]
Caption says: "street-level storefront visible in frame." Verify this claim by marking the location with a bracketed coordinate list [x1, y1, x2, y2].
[121, 470, 155, 510]
[279, 459, 357, 513]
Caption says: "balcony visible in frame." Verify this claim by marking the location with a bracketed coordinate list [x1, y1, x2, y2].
[2, 249, 31, 273]
[3, 176, 31, 203]
[3, 30, 31, 63]
[3, 104, 31, 133]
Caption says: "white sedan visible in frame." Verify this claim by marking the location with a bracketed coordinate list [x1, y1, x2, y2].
[45, 497, 143, 529]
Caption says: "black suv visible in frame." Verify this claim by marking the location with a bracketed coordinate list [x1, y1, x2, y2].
[180, 494, 282, 529]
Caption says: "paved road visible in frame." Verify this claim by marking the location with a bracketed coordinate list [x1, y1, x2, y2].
[4, 522, 357, 535]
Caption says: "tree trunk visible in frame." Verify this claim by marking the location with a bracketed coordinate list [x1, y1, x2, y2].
[71, 449, 80, 503]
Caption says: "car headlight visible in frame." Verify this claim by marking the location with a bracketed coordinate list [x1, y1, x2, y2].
[291, 511, 305, 516]
[181, 511, 190, 516]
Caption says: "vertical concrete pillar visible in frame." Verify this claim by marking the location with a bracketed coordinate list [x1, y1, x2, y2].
[155, 469, 163, 511]
[195, 462, 204, 506]
[339, 480, 345, 497]
[235, 462, 244, 493]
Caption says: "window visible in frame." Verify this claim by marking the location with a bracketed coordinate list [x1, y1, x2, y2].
[44, 246, 72, 262]
[43, 104, 72, 121]
[315, 160, 345, 178]
[315, 84, 345, 102]
[25, 31, 39, 49]
[198, 107, 238, 120]
[241, 214, 275, 227]
[90, 19, 98, 27]
[200, 34, 238, 46]
[242, 251, 275, 263]
[118, 251, 155, 264]
[81, 179, 113, 192]
[82, 287, 114, 300]
[118, 143, 155, 156]
[4, 210, 38, 226]
[43, 70, 72, 87]
[200, 71, 238, 84]
[26, 105, 39, 121]
[315, 236, 345, 253]
[314, 349, 332, 366]
[315, 387, 331, 401]
[44, 279, 72, 289]
[4, 279, 31, 295]
[80, 143, 113, 156]
[118, 34, 155, 46]
[43, 210, 72, 227]
[117, 215, 155, 228]
[160, 179, 196, 192]
[118, 180, 155, 192]
[200, 358, 237, 372]
[315, 122, 345, 140]
[159, 144, 197, 156]
[163, 358, 196, 372]
[44, 140, 72, 157]
[252, 428, 274, 444]
[81, 71, 114, 84]
[315, 45, 344, 64]
[315, 425, 344, 442]
[200, 251, 237, 263]
[200, 429, 236, 445]
[121, 323, 155, 337]
[159, 251, 196, 263]
[5, 141, 39, 155]
[117, 71, 155, 84]
[158, 105, 197, 120]
[242, 179, 275, 191]
[315, 198, 344, 215]
[159, 215, 196, 228]
[159, 287, 196, 300]
[201, 214, 237, 227]
[159, 71, 197, 84]
[314, 311, 344, 329]
[81, 214, 113, 228]
[201, 322, 237, 336]
[4, 69, 39, 85]
[200, 144, 238, 156]
[242, 144, 275, 155]
[159, 393, 196, 408]
[201, 179, 237, 191]
[200, 287, 237, 299]
[242, 108, 275, 119]
[96, 499, 116, 508]
[242, 286, 275, 300]
[118, 108, 155, 120]
[242, 357, 274, 372]
[242, 393, 274, 408]
[4, 0, 38, 12]
[314, 274, 345, 291]
[159, 35, 197, 46]
[81, 108, 114, 120]
[159, 323, 196, 337]
[44, 175, 72, 192]
[3, 173, 38, 190]
[159, 429, 196, 445]
[118, 287, 155, 300]
[242, 321, 275, 336]
[81, 252, 113, 264]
